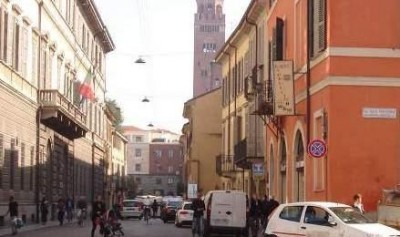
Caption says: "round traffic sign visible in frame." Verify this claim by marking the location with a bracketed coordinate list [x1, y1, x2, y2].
[307, 139, 327, 158]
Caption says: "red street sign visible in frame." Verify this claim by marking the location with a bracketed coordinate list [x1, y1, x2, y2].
[307, 139, 327, 158]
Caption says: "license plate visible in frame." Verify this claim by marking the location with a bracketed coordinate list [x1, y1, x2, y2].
[213, 219, 228, 224]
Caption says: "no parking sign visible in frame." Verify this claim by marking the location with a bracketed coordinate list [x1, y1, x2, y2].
[307, 139, 327, 158]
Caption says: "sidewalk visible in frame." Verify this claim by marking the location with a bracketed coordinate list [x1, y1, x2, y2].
[0, 220, 60, 237]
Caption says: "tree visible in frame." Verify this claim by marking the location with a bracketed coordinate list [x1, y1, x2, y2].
[106, 99, 124, 132]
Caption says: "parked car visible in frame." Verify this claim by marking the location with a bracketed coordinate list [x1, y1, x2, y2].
[203, 190, 247, 237]
[175, 201, 193, 227]
[120, 199, 143, 219]
[264, 201, 400, 237]
[161, 200, 183, 223]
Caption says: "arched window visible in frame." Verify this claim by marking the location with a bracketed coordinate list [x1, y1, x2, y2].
[293, 130, 305, 201]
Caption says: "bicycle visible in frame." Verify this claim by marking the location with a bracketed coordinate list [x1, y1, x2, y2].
[142, 206, 151, 225]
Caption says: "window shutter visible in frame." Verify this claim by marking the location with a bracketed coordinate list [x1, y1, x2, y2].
[313, 0, 326, 55]
[15, 23, 21, 71]
[21, 26, 28, 77]
[276, 17, 284, 61]
[6, 14, 13, 65]
[271, 28, 277, 62]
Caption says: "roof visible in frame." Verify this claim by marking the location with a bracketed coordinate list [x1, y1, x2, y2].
[151, 128, 179, 136]
[215, 0, 266, 62]
[78, 0, 115, 53]
[121, 126, 146, 132]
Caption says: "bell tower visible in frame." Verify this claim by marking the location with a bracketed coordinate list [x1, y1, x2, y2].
[193, 0, 225, 97]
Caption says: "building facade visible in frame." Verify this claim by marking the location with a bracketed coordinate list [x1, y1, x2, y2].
[215, 0, 267, 197]
[123, 126, 183, 196]
[263, 0, 400, 211]
[182, 88, 222, 194]
[0, 0, 114, 222]
[193, 0, 225, 97]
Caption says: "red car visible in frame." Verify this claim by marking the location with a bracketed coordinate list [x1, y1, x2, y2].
[160, 200, 182, 223]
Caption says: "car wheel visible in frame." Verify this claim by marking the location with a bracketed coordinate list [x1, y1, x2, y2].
[175, 218, 182, 227]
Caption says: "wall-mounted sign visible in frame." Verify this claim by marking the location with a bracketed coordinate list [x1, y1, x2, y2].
[362, 108, 397, 119]
[273, 61, 295, 116]
[252, 163, 264, 177]
[307, 139, 327, 158]
[187, 183, 198, 199]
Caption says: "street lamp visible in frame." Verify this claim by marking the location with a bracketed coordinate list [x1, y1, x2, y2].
[135, 57, 146, 64]
[141, 96, 150, 102]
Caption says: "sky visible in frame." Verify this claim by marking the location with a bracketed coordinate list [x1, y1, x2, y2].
[95, 0, 251, 134]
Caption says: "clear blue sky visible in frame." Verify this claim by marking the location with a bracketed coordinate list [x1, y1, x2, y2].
[95, 0, 251, 134]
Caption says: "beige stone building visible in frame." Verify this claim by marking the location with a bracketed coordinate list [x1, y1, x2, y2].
[182, 88, 222, 194]
[215, 0, 267, 197]
[0, 0, 114, 222]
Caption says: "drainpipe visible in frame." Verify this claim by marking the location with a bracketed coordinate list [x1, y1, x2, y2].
[35, 1, 43, 224]
[306, 0, 311, 144]
[222, 51, 231, 176]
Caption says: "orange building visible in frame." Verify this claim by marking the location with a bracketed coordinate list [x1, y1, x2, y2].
[264, 0, 400, 211]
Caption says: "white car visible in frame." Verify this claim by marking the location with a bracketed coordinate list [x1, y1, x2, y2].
[264, 201, 400, 237]
[175, 201, 194, 227]
[120, 199, 143, 219]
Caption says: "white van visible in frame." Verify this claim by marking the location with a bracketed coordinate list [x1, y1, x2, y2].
[203, 190, 247, 237]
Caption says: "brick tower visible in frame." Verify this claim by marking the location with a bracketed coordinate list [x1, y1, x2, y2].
[193, 0, 225, 97]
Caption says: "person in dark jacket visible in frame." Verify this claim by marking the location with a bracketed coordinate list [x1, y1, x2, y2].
[40, 197, 49, 225]
[249, 193, 261, 237]
[191, 191, 205, 237]
[5, 196, 18, 235]
[91, 195, 106, 237]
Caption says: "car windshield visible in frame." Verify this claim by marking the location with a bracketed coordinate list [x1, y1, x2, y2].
[123, 201, 139, 207]
[168, 201, 182, 207]
[329, 207, 372, 224]
[183, 203, 193, 210]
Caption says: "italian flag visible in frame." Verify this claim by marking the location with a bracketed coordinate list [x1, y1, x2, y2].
[79, 70, 95, 102]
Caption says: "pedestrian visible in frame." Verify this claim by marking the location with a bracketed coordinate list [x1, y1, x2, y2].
[5, 196, 18, 235]
[57, 198, 65, 226]
[352, 193, 365, 214]
[260, 195, 269, 228]
[266, 195, 280, 218]
[249, 193, 261, 237]
[152, 199, 158, 218]
[191, 190, 205, 237]
[65, 196, 74, 223]
[91, 195, 106, 237]
[40, 197, 49, 225]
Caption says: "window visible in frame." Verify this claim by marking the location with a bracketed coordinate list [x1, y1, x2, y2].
[279, 206, 304, 222]
[135, 164, 141, 172]
[30, 146, 34, 191]
[135, 136, 143, 142]
[202, 43, 216, 53]
[156, 178, 162, 185]
[32, 33, 39, 87]
[312, 0, 327, 57]
[156, 165, 162, 173]
[135, 148, 142, 157]
[168, 150, 174, 158]
[304, 206, 332, 226]
[154, 150, 162, 158]
[168, 166, 173, 173]
[20, 143, 25, 191]
[12, 18, 20, 71]
[21, 25, 28, 78]
[168, 178, 173, 185]
[135, 177, 141, 184]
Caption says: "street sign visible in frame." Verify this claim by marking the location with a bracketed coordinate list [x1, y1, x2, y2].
[252, 163, 264, 177]
[307, 139, 327, 158]
[187, 183, 197, 199]
[362, 107, 397, 119]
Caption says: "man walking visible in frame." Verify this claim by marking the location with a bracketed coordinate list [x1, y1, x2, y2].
[91, 195, 106, 237]
[191, 190, 205, 237]
[5, 196, 19, 235]
[249, 193, 261, 237]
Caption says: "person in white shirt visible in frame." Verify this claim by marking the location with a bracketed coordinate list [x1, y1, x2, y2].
[352, 193, 365, 214]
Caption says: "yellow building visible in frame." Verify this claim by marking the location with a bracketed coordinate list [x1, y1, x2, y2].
[215, 0, 267, 197]
[182, 88, 222, 195]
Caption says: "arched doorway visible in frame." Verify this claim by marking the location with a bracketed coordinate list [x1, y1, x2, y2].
[279, 138, 287, 203]
[293, 130, 305, 201]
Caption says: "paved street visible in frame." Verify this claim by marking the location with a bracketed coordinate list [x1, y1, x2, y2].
[0, 217, 265, 237]
[5, 218, 191, 237]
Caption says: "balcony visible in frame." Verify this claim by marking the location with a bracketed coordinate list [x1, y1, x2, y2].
[234, 138, 263, 168]
[216, 154, 237, 178]
[40, 90, 88, 140]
